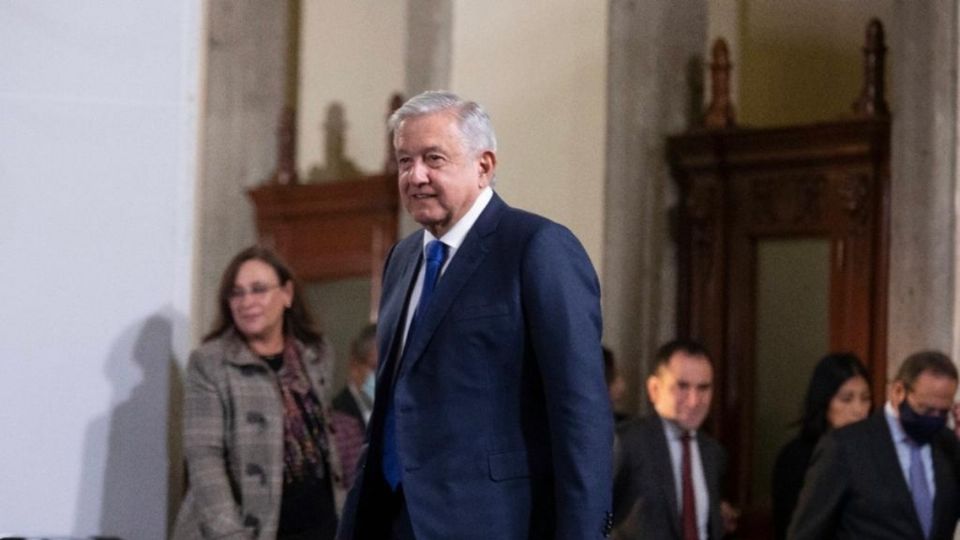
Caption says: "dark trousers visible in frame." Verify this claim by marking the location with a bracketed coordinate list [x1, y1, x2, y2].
[389, 487, 415, 540]
[354, 471, 416, 540]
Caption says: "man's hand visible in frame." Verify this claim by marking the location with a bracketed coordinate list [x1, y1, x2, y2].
[720, 500, 740, 535]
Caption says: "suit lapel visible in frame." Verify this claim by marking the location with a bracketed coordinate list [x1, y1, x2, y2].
[870, 413, 926, 536]
[397, 195, 504, 376]
[376, 235, 423, 383]
[698, 436, 720, 538]
[930, 433, 955, 538]
[647, 415, 681, 539]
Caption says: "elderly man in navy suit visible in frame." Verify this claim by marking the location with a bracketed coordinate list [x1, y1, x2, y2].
[336, 91, 613, 540]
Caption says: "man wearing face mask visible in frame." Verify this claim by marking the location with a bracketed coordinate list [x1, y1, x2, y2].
[334, 323, 378, 428]
[331, 323, 378, 488]
[788, 350, 960, 540]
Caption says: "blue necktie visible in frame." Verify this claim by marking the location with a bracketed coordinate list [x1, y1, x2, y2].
[908, 441, 933, 539]
[382, 240, 448, 490]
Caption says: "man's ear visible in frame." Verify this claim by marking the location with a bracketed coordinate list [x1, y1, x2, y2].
[646, 375, 660, 404]
[889, 380, 906, 409]
[477, 150, 496, 187]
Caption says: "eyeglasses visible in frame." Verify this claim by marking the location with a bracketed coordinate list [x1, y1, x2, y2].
[228, 283, 281, 302]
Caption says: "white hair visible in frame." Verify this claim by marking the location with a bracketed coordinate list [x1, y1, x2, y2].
[388, 90, 498, 155]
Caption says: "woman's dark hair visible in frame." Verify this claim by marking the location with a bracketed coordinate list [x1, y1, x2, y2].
[798, 352, 871, 441]
[204, 245, 322, 345]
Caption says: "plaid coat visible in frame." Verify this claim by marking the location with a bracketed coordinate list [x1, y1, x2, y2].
[173, 330, 346, 539]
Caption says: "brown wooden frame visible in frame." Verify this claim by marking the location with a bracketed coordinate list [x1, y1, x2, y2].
[248, 175, 398, 320]
[668, 117, 890, 516]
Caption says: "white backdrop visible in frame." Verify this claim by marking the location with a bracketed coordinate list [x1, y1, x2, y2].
[0, 1, 202, 537]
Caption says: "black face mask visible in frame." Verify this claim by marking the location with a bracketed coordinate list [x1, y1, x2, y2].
[898, 398, 947, 445]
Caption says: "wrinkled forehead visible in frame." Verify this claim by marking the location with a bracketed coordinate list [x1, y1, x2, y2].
[394, 111, 468, 149]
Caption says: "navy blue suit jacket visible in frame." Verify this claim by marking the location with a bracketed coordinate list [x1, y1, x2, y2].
[338, 194, 613, 539]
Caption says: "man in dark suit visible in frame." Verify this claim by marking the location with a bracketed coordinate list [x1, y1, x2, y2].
[336, 91, 613, 540]
[331, 323, 378, 488]
[333, 323, 378, 428]
[612, 339, 727, 540]
[788, 350, 960, 540]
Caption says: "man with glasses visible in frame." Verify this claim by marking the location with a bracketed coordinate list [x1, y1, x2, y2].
[789, 351, 960, 540]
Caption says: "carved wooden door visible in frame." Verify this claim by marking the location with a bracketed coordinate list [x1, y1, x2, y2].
[668, 117, 889, 535]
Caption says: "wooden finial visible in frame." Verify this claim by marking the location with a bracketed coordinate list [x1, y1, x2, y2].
[384, 92, 404, 175]
[269, 106, 298, 185]
[853, 18, 889, 117]
[704, 38, 736, 129]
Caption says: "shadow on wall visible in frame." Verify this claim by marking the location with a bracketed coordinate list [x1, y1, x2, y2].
[73, 312, 186, 540]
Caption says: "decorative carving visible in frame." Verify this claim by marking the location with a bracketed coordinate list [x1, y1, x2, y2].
[704, 39, 736, 129]
[853, 18, 889, 117]
[269, 106, 298, 185]
[750, 174, 825, 227]
[686, 178, 719, 277]
[308, 102, 361, 182]
[837, 172, 871, 230]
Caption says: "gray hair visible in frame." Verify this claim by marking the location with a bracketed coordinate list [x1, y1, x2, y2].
[388, 91, 498, 155]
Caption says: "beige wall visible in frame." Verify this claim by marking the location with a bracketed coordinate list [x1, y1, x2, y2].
[738, 0, 893, 126]
[449, 0, 609, 276]
[298, 1, 406, 176]
[298, 0, 607, 275]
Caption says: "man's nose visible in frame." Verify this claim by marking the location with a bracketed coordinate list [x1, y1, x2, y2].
[409, 160, 430, 184]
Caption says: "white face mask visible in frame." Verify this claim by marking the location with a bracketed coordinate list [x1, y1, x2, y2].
[361, 370, 376, 401]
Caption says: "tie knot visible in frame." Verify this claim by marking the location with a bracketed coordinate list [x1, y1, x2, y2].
[681, 431, 694, 444]
[426, 240, 447, 264]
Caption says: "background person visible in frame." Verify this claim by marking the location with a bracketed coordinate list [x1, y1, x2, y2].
[173, 246, 345, 540]
[788, 350, 960, 540]
[333, 323, 378, 428]
[604, 346, 630, 423]
[331, 323, 378, 489]
[771, 352, 871, 540]
[612, 339, 727, 540]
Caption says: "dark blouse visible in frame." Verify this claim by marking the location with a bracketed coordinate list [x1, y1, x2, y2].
[771, 436, 818, 540]
[263, 353, 337, 539]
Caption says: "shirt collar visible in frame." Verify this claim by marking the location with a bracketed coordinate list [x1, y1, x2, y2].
[884, 401, 910, 444]
[423, 187, 494, 249]
[660, 416, 698, 441]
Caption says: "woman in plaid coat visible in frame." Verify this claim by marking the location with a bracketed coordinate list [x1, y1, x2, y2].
[173, 246, 346, 539]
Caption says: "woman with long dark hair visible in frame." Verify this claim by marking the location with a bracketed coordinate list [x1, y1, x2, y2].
[771, 352, 871, 539]
[173, 246, 345, 539]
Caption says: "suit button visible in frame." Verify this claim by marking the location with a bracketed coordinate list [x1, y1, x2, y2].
[243, 514, 261, 535]
[245, 463, 266, 484]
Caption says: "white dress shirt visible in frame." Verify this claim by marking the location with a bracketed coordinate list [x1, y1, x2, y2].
[884, 401, 936, 498]
[662, 418, 709, 540]
[400, 187, 494, 352]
